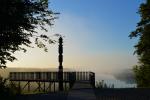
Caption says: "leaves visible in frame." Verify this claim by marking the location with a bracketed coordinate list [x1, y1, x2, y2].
[0, 0, 59, 68]
[130, 0, 150, 87]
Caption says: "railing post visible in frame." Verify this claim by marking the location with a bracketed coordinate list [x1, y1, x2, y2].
[69, 72, 76, 88]
[90, 72, 95, 88]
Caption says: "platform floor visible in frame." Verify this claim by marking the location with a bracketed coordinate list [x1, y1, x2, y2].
[67, 81, 97, 100]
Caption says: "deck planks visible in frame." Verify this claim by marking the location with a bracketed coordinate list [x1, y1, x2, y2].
[67, 81, 97, 100]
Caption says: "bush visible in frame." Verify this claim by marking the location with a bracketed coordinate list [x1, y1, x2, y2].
[0, 76, 19, 100]
[96, 80, 114, 88]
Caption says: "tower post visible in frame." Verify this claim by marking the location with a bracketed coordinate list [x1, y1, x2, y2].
[58, 37, 63, 91]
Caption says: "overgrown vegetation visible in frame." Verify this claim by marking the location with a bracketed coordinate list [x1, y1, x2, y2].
[130, 0, 150, 87]
[95, 80, 114, 89]
[0, 76, 21, 100]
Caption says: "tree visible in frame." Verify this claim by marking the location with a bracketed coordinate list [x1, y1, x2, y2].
[129, 0, 150, 87]
[0, 0, 58, 68]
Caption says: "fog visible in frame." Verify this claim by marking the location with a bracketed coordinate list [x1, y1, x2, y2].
[0, 67, 136, 88]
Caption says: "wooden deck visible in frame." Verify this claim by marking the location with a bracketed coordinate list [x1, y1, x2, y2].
[9, 71, 95, 92]
[67, 81, 96, 100]
[14, 82, 150, 100]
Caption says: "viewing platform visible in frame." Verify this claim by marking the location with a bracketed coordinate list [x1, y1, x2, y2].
[9, 71, 95, 92]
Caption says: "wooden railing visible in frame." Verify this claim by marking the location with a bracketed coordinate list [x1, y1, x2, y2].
[96, 95, 150, 100]
[94, 88, 150, 100]
[9, 71, 95, 87]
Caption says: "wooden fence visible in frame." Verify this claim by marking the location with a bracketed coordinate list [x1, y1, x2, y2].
[94, 88, 150, 100]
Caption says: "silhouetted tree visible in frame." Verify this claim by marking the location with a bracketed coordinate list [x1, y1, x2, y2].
[0, 0, 58, 68]
[129, 0, 150, 87]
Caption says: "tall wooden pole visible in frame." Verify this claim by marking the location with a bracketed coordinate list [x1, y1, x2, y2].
[58, 37, 63, 91]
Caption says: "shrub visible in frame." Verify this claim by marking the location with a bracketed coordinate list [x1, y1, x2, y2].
[96, 80, 114, 88]
[0, 76, 19, 100]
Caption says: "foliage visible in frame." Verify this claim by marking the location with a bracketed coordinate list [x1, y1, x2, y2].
[129, 0, 150, 87]
[0, 76, 18, 100]
[0, 0, 58, 68]
[95, 80, 114, 89]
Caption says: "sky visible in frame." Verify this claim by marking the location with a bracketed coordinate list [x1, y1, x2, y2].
[7, 0, 143, 86]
